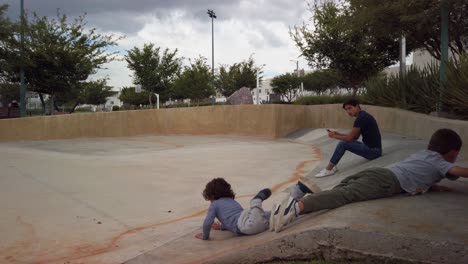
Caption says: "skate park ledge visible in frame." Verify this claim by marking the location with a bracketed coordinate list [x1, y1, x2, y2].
[1, 104, 467, 264]
[0, 104, 467, 156]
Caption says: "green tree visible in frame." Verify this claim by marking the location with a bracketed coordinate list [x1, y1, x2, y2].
[291, 2, 400, 95]
[125, 43, 182, 105]
[3, 11, 121, 114]
[271, 73, 301, 103]
[302, 69, 343, 95]
[0, 4, 17, 79]
[0, 82, 19, 106]
[215, 57, 261, 97]
[172, 56, 213, 104]
[350, 0, 468, 60]
[81, 79, 116, 106]
[119, 87, 153, 107]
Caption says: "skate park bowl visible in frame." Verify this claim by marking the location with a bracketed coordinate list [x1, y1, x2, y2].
[0, 104, 467, 264]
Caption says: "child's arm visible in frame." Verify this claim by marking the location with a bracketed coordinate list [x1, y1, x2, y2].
[447, 166, 468, 178]
[195, 204, 216, 240]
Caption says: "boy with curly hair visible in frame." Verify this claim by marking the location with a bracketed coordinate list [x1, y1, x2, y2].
[195, 178, 271, 240]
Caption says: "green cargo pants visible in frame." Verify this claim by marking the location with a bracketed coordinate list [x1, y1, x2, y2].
[301, 168, 403, 214]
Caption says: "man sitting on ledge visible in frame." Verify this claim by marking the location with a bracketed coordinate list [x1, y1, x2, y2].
[271, 128, 468, 233]
[315, 99, 382, 178]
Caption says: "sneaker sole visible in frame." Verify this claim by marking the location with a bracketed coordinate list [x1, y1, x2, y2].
[299, 176, 322, 193]
[269, 204, 277, 232]
[314, 171, 336, 178]
[274, 196, 292, 233]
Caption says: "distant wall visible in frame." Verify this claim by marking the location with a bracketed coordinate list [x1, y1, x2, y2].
[0, 104, 466, 155]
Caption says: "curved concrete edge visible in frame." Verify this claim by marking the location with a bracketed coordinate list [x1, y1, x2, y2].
[0, 105, 466, 156]
[205, 227, 467, 264]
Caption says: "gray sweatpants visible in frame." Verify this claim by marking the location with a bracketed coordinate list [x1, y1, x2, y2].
[302, 168, 403, 214]
[236, 199, 270, 235]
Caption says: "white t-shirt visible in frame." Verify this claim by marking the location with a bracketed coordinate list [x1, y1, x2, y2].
[390, 150, 457, 195]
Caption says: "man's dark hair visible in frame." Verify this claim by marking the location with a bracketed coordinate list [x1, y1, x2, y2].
[428, 129, 462, 155]
[202, 178, 235, 201]
[342, 98, 360, 109]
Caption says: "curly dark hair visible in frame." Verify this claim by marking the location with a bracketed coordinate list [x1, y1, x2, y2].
[202, 178, 236, 201]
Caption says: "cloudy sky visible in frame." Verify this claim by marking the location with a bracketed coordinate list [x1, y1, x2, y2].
[4, 0, 312, 90]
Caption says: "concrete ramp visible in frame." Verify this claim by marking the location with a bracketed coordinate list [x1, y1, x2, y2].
[125, 129, 468, 264]
[1, 130, 466, 264]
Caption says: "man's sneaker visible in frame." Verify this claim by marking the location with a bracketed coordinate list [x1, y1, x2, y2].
[253, 188, 272, 201]
[299, 176, 322, 193]
[269, 203, 280, 231]
[275, 196, 299, 233]
[314, 167, 338, 178]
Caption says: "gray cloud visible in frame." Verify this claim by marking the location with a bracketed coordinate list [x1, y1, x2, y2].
[4, 0, 307, 32]
[2, 0, 310, 86]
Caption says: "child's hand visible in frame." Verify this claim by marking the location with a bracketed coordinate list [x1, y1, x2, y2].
[195, 233, 203, 239]
[212, 222, 221, 230]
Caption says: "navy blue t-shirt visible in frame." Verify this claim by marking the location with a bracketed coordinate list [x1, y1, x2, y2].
[353, 110, 381, 149]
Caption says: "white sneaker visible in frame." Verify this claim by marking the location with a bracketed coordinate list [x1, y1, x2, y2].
[269, 203, 280, 232]
[314, 167, 337, 178]
[274, 196, 299, 233]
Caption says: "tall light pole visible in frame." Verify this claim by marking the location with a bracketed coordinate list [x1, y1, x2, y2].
[290, 59, 303, 98]
[438, 0, 448, 113]
[20, 0, 26, 117]
[207, 9, 216, 102]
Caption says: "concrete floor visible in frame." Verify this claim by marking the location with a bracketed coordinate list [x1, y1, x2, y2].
[1, 130, 467, 264]
[0, 135, 321, 264]
[127, 129, 468, 264]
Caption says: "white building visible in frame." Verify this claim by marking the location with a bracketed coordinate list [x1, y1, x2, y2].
[251, 79, 274, 104]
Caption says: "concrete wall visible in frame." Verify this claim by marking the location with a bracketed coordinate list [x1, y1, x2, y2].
[0, 104, 466, 155]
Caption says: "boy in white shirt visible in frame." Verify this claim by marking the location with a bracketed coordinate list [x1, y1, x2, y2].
[272, 128, 468, 232]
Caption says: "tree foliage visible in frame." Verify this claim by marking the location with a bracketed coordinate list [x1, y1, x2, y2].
[271, 73, 301, 103]
[0, 4, 17, 79]
[26, 14, 116, 93]
[215, 57, 261, 97]
[291, 2, 401, 94]
[1, 7, 121, 113]
[302, 69, 343, 95]
[80, 79, 116, 106]
[119, 87, 153, 107]
[125, 43, 182, 103]
[351, 0, 468, 61]
[0, 82, 19, 106]
[172, 56, 213, 103]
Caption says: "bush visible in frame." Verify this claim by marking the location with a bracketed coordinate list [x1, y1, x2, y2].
[363, 65, 440, 114]
[294, 95, 362, 105]
[443, 53, 468, 119]
[112, 105, 120, 111]
[364, 53, 468, 119]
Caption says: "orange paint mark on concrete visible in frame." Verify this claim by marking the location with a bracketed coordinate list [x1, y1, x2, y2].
[32, 210, 208, 264]
[271, 145, 321, 193]
[22, 143, 323, 264]
[1, 216, 38, 263]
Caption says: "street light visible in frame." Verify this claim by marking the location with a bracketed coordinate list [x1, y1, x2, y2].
[256, 64, 266, 105]
[207, 9, 216, 102]
[290, 59, 303, 98]
[19, 0, 26, 117]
